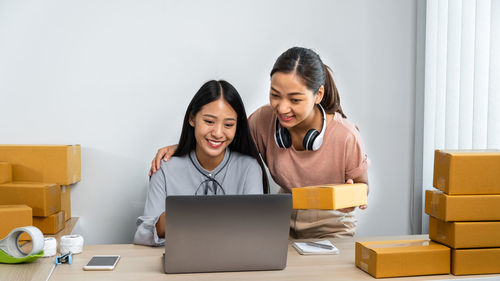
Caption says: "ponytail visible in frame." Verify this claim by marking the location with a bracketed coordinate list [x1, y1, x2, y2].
[322, 64, 346, 118]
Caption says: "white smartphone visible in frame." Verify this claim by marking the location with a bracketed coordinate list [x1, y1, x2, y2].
[83, 255, 120, 271]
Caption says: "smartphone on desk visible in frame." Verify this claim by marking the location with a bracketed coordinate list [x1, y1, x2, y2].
[83, 255, 120, 271]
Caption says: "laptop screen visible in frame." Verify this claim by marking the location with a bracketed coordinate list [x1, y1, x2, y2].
[164, 194, 292, 273]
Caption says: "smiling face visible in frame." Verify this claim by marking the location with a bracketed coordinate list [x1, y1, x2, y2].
[189, 97, 237, 170]
[269, 72, 324, 130]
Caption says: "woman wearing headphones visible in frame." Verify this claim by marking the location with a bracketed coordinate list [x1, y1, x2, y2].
[150, 47, 369, 239]
[134, 80, 268, 246]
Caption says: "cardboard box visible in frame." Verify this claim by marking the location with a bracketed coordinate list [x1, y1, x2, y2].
[0, 145, 81, 185]
[61, 185, 71, 221]
[33, 211, 65, 234]
[292, 183, 367, 210]
[0, 182, 61, 216]
[0, 205, 32, 240]
[425, 189, 500, 221]
[429, 216, 500, 248]
[355, 239, 450, 278]
[434, 150, 500, 195]
[0, 162, 12, 184]
[452, 248, 500, 275]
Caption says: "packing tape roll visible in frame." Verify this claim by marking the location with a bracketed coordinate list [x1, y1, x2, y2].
[59, 235, 84, 255]
[0, 226, 44, 264]
[42, 237, 57, 257]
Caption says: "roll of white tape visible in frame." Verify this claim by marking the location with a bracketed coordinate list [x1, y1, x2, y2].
[59, 235, 84, 255]
[42, 237, 57, 257]
[0, 226, 44, 258]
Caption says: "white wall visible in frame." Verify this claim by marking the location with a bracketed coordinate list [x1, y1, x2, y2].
[0, 0, 417, 244]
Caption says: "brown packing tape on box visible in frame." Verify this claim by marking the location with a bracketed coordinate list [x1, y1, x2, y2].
[0, 205, 32, 240]
[61, 185, 71, 221]
[33, 211, 65, 234]
[425, 189, 500, 221]
[0, 162, 12, 184]
[429, 216, 500, 248]
[0, 145, 81, 185]
[433, 149, 500, 195]
[452, 248, 500, 275]
[355, 239, 450, 278]
[0, 182, 61, 216]
[292, 183, 367, 210]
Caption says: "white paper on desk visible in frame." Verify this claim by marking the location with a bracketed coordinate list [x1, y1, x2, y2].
[292, 240, 339, 255]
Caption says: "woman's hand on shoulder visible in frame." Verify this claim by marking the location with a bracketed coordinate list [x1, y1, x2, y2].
[149, 145, 178, 176]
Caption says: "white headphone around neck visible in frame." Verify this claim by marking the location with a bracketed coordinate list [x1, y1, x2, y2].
[274, 104, 326, 151]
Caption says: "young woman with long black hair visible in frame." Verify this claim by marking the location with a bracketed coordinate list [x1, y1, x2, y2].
[134, 80, 268, 246]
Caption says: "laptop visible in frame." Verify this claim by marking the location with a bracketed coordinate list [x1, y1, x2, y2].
[163, 194, 292, 274]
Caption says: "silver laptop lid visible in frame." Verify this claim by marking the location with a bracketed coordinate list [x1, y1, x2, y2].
[164, 194, 292, 274]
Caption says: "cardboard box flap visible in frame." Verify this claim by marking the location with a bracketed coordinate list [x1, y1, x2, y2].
[358, 240, 447, 253]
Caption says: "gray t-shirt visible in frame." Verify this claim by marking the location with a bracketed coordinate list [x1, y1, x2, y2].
[133, 149, 264, 246]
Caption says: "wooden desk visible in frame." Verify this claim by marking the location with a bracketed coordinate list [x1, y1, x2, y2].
[48, 235, 500, 281]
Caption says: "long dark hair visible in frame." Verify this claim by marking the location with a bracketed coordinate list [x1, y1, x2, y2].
[173, 80, 269, 194]
[270, 47, 346, 118]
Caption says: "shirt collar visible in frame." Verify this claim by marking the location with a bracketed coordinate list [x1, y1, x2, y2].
[189, 148, 231, 177]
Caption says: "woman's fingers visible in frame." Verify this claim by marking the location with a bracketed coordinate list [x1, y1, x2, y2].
[346, 179, 354, 184]
[149, 159, 155, 177]
[149, 146, 178, 176]
[337, 204, 367, 212]
[154, 149, 165, 171]
[149, 149, 167, 176]
[337, 207, 355, 213]
[162, 148, 171, 161]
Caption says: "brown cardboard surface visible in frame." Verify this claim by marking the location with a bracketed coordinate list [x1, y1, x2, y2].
[0, 182, 61, 216]
[0, 145, 81, 185]
[0, 205, 32, 240]
[425, 189, 500, 221]
[33, 211, 65, 234]
[0, 162, 12, 184]
[355, 239, 450, 278]
[452, 248, 500, 275]
[292, 183, 367, 210]
[433, 150, 500, 195]
[61, 185, 71, 221]
[429, 216, 500, 248]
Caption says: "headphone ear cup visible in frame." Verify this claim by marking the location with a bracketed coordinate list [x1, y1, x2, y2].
[276, 127, 292, 148]
[303, 129, 320, 150]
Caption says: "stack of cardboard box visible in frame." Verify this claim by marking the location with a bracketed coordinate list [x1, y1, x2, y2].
[426, 150, 500, 275]
[0, 145, 81, 238]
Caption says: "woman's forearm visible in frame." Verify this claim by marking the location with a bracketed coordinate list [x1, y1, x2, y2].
[156, 212, 166, 238]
